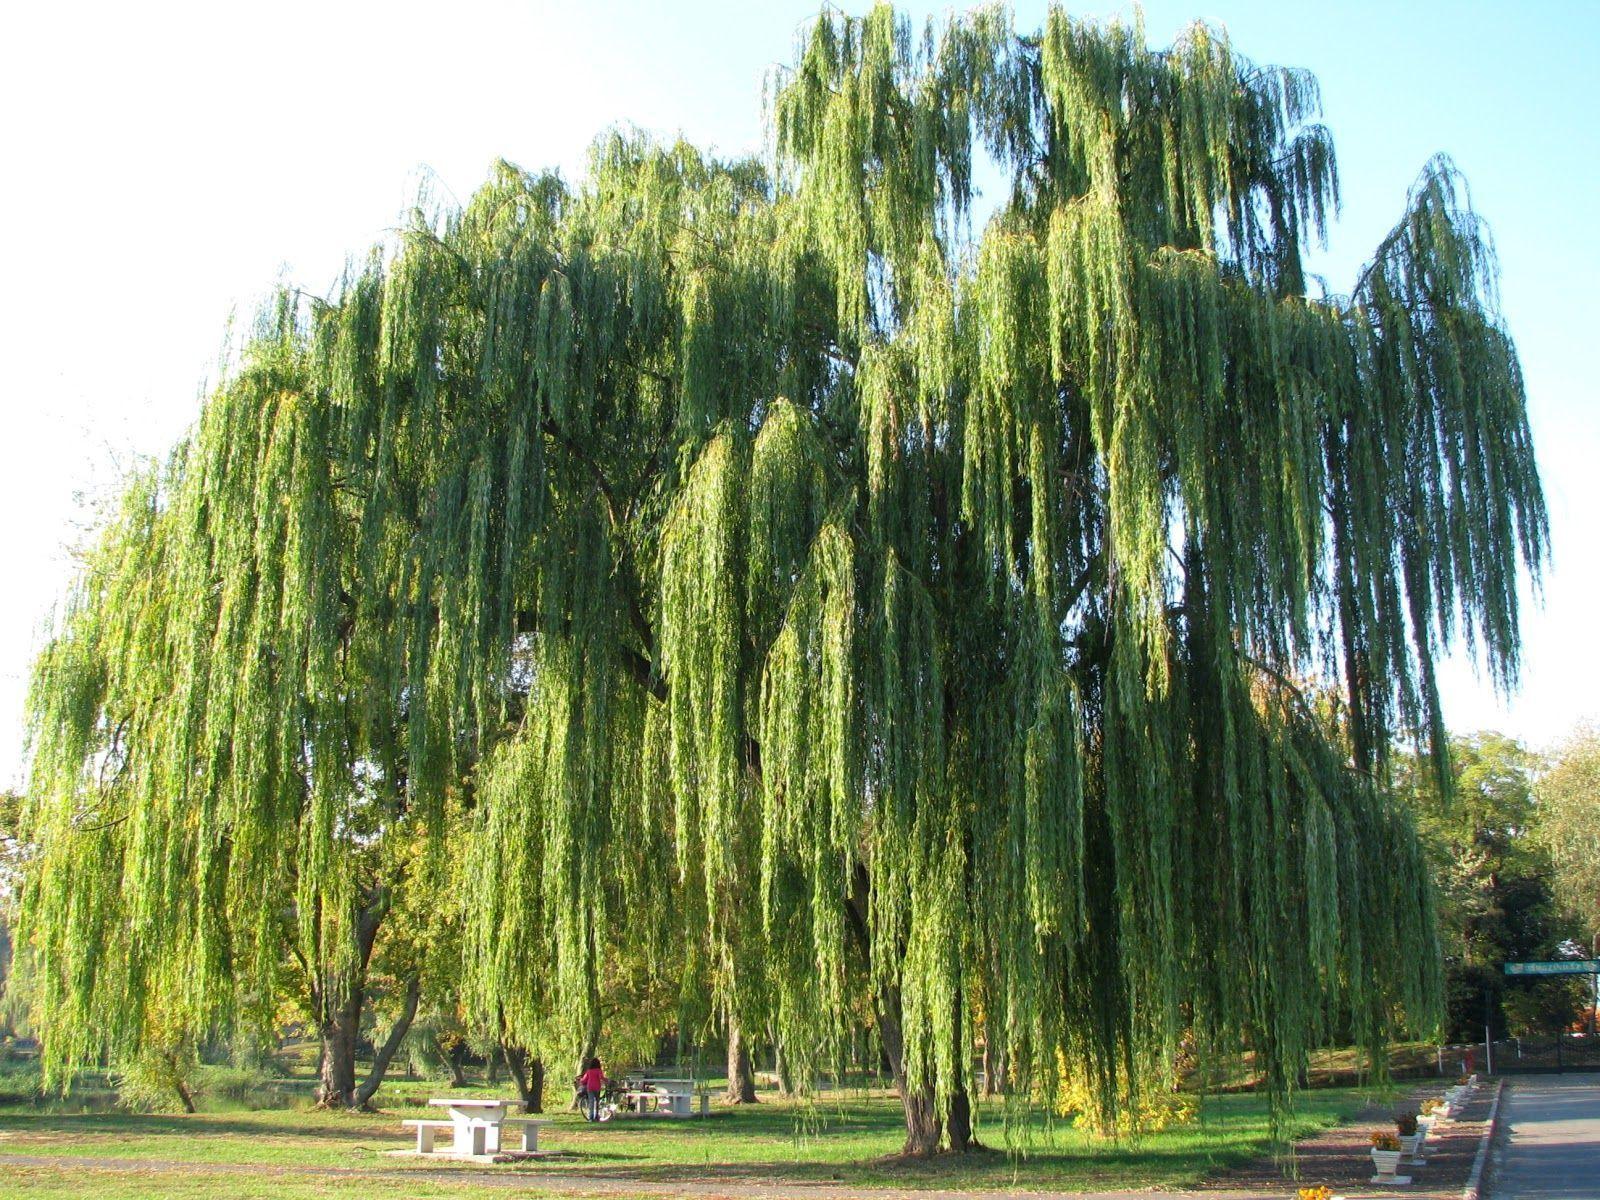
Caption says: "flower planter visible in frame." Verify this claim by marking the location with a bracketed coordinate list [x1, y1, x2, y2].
[1370, 1148, 1410, 1185]
[1399, 1132, 1426, 1163]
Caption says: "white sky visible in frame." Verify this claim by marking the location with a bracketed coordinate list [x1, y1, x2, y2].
[1, 0, 1595, 788]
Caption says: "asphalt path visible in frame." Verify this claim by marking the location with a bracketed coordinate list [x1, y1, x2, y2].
[1487, 1073, 1600, 1199]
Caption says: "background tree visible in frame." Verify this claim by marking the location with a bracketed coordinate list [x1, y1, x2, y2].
[18, 3, 1544, 1154]
[1537, 723, 1600, 945]
[1399, 732, 1585, 1040]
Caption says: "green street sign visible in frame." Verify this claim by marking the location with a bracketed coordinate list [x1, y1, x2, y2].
[1504, 960, 1600, 976]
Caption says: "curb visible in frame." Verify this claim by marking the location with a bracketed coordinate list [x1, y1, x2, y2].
[1461, 1077, 1506, 1200]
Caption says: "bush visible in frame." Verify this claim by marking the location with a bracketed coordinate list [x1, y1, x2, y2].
[1055, 1064, 1197, 1137]
[196, 1064, 274, 1107]
[115, 1052, 195, 1113]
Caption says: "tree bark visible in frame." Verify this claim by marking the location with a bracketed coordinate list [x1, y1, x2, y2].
[945, 1085, 975, 1153]
[875, 984, 942, 1155]
[437, 1034, 469, 1088]
[725, 1019, 758, 1103]
[317, 991, 362, 1108]
[312, 884, 390, 1109]
[352, 973, 421, 1108]
[773, 1036, 793, 1097]
[944, 996, 977, 1152]
[503, 1044, 545, 1112]
[980, 1037, 1008, 1097]
[166, 1051, 197, 1114]
[845, 865, 972, 1155]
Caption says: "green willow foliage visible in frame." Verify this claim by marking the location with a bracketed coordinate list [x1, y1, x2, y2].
[23, 4, 1542, 1142]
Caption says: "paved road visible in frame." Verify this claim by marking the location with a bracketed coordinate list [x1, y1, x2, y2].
[1488, 1073, 1600, 1199]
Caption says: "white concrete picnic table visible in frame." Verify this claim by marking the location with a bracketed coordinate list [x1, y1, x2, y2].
[401, 1096, 549, 1156]
[622, 1076, 706, 1117]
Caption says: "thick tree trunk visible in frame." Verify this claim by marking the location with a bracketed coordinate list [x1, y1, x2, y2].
[317, 992, 362, 1108]
[352, 973, 420, 1109]
[311, 882, 392, 1109]
[944, 997, 977, 1152]
[946, 1086, 975, 1152]
[876, 986, 942, 1155]
[845, 863, 975, 1155]
[725, 1019, 758, 1103]
[503, 1044, 545, 1112]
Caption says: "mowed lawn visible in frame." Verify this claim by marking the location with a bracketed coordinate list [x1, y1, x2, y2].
[0, 1082, 1390, 1199]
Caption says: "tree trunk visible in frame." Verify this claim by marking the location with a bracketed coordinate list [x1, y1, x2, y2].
[167, 1051, 197, 1114]
[311, 883, 391, 1109]
[725, 1019, 758, 1103]
[435, 1034, 469, 1088]
[352, 974, 420, 1109]
[773, 1037, 793, 1097]
[946, 1085, 974, 1152]
[944, 995, 977, 1151]
[877, 991, 940, 1155]
[980, 1037, 1007, 1097]
[317, 992, 362, 1108]
[504, 1044, 545, 1112]
[845, 864, 975, 1155]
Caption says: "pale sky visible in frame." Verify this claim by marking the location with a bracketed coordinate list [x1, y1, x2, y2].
[1, 1, 1595, 788]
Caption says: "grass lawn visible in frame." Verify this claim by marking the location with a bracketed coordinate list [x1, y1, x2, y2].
[0, 1082, 1394, 1199]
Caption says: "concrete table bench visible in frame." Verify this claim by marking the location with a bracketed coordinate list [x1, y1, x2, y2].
[402, 1118, 459, 1154]
[498, 1117, 552, 1152]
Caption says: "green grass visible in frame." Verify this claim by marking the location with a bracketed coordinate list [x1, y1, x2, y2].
[0, 1084, 1393, 1198]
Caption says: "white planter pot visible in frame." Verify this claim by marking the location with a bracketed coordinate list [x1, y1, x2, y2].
[1370, 1148, 1408, 1183]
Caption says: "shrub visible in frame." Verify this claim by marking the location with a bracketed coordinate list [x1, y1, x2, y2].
[1055, 1064, 1198, 1137]
[115, 1051, 195, 1113]
[196, 1064, 274, 1107]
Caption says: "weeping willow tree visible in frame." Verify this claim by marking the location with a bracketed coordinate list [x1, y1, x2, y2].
[21, 3, 1542, 1149]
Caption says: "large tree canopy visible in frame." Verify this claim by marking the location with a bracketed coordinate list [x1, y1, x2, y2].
[21, 3, 1543, 1149]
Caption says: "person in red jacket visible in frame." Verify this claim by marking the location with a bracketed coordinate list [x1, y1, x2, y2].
[578, 1056, 606, 1121]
